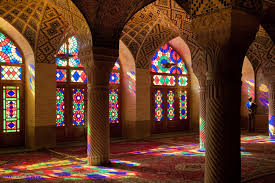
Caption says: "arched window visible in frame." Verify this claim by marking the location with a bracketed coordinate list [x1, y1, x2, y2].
[151, 43, 188, 133]
[56, 36, 87, 140]
[109, 60, 121, 137]
[0, 32, 24, 146]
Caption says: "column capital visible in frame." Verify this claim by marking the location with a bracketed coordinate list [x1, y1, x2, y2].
[87, 61, 114, 87]
[192, 9, 260, 74]
[92, 46, 119, 63]
[192, 9, 260, 47]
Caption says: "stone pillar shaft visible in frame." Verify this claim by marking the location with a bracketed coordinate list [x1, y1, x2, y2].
[87, 84, 110, 165]
[86, 47, 118, 166]
[268, 82, 275, 139]
[205, 73, 242, 183]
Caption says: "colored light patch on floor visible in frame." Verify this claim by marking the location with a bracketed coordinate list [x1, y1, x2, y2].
[77, 158, 141, 167]
[111, 160, 141, 166]
[35, 165, 137, 180]
[131, 144, 251, 156]
[241, 136, 275, 144]
[13, 160, 79, 170]
[0, 173, 50, 180]
[0, 168, 17, 175]
[0, 160, 137, 180]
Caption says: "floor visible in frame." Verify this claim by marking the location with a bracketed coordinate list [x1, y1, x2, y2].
[0, 132, 275, 182]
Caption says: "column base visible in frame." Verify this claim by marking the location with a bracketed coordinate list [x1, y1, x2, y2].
[88, 156, 110, 166]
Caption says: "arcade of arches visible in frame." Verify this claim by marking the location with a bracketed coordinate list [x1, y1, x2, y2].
[0, 0, 275, 182]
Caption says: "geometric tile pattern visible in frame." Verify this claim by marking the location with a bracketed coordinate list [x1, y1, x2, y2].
[191, 0, 230, 17]
[109, 60, 120, 124]
[72, 89, 85, 126]
[179, 90, 187, 120]
[0, 0, 90, 65]
[109, 72, 120, 84]
[167, 90, 175, 120]
[0, 32, 22, 63]
[71, 70, 87, 83]
[56, 88, 65, 127]
[178, 76, 188, 86]
[153, 75, 176, 86]
[109, 89, 119, 124]
[154, 90, 164, 121]
[3, 86, 20, 133]
[1, 66, 21, 80]
[56, 69, 67, 82]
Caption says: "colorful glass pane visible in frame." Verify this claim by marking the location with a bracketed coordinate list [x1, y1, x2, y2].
[56, 58, 67, 67]
[177, 59, 188, 74]
[112, 60, 120, 71]
[1, 66, 22, 80]
[109, 72, 120, 84]
[0, 32, 23, 63]
[151, 44, 177, 74]
[69, 57, 83, 68]
[72, 89, 85, 126]
[68, 36, 78, 56]
[56, 69, 67, 82]
[153, 75, 176, 86]
[151, 43, 187, 75]
[57, 42, 67, 55]
[71, 70, 87, 83]
[154, 90, 163, 121]
[56, 88, 65, 127]
[167, 91, 175, 120]
[179, 91, 187, 120]
[3, 86, 20, 133]
[178, 76, 188, 86]
[109, 89, 119, 123]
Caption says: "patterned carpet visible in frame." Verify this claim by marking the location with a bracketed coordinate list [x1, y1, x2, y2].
[0, 134, 274, 182]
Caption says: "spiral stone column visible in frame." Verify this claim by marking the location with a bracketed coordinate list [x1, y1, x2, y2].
[205, 72, 242, 183]
[86, 47, 118, 166]
[192, 8, 260, 183]
[199, 84, 207, 149]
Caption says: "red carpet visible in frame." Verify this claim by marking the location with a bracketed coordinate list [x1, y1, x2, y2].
[0, 134, 274, 182]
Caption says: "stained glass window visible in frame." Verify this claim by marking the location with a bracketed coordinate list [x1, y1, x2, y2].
[151, 43, 188, 123]
[113, 60, 120, 71]
[56, 36, 87, 128]
[109, 60, 120, 124]
[178, 76, 188, 86]
[167, 91, 175, 120]
[3, 86, 20, 133]
[179, 91, 187, 120]
[56, 69, 67, 82]
[109, 89, 119, 123]
[0, 32, 23, 64]
[109, 72, 120, 84]
[154, 90, 163, 121]
[0, 32, 23, 134]
[55, 35, 86, 83]
[151, 44, 187, 75]
[1, 66, 22, 80]
[56, 88, 65, 127]
[72, 89, 85, 126]
[153, 75, 176, 86]
[71, 70, 87, 83]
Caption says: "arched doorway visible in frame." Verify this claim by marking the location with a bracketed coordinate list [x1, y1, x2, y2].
[55, 36, 87, 141]
[151, 43, 189, 133]
[0, 31, 25, 146]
